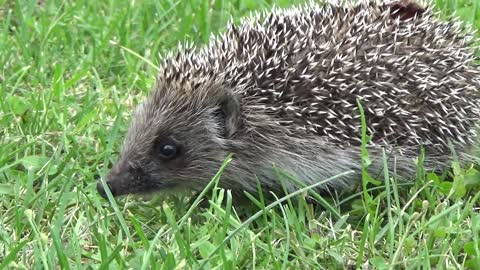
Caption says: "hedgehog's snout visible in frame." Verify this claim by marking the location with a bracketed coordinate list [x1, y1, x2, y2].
[98, 168, 122, 199]
[97, 180, 116, 199]
[98, 159, 137, 199]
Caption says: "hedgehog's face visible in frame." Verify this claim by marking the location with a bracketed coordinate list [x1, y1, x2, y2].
[97, 84, 242, 199]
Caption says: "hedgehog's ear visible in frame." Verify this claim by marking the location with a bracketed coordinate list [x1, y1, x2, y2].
[214, 93, 241, 138]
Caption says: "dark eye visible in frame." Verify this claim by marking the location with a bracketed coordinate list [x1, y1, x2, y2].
[158, 142, 178, 160]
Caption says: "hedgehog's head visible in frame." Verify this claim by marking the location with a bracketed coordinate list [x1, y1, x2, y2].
[97, 73, 243, 198]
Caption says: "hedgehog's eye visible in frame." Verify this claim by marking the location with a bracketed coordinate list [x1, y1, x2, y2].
[158, 142, 178, 160]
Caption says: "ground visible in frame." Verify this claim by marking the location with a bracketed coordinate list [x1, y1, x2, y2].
[1, 0, 480, 269]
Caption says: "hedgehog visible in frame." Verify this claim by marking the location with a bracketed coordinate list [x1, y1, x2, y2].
[97, 0, 480, 199]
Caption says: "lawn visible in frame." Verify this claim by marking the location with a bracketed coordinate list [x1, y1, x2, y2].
[1, 0, 480, 269]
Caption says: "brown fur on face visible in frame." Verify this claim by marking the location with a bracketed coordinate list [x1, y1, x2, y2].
[100, 75, 243, 197]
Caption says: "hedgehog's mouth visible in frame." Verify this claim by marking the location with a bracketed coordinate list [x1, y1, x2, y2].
[98, 160, 155, 198]
[97, 177, 178, 199]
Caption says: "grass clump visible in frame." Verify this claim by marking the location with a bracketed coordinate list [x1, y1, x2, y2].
[1, 0, 480, 269]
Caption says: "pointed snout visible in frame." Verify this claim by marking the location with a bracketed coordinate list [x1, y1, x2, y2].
[97, 160, 129, 199]
[96, 180, 116, 199]
[97, 159, 147, 199]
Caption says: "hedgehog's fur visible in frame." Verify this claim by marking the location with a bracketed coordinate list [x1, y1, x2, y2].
[99, 0, 480, 199]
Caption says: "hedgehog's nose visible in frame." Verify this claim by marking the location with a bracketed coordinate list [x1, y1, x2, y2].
[97, 181, 116, 199]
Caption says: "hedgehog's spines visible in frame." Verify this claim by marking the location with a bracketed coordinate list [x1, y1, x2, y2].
[154, 0, 480, 151]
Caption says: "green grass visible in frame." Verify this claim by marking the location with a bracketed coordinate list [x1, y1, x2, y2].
[1, 0, 480, 269]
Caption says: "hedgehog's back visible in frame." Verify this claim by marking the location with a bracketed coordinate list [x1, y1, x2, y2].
[210, 1, 480, 151]
[158, 1, 480, 153]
